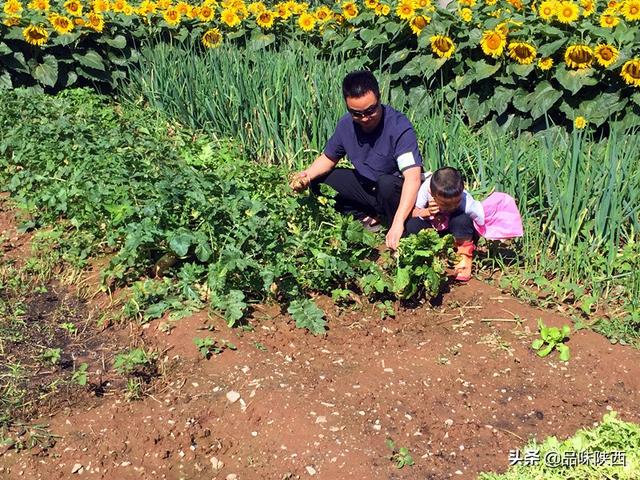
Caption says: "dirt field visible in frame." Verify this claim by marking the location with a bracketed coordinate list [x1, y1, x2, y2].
[1, 206, 640, 480]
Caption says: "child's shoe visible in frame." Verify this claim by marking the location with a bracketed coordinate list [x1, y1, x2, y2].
[454, 240, 474, 282]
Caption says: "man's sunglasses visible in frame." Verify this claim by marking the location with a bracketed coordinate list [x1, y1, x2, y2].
[348, 102, 380, 119]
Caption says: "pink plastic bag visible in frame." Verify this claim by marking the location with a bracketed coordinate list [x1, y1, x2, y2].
[473, 192, 523, 240]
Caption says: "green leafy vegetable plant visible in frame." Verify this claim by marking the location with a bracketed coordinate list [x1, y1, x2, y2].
[386, 438, 415, 469]
[531, 319, 571, 361]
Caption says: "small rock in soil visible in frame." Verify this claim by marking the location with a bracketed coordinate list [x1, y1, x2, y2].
[226, 391, 241, 403]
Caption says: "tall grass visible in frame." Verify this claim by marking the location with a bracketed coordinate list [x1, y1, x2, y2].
[122, 41, 373, 167]
[120, 42, 640, 324]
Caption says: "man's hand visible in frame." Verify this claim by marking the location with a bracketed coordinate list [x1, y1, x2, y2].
[289, 171, 310, 192]
[386, 222, 404, 250]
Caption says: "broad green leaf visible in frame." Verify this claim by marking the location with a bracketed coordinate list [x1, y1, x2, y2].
[248, 32, 275, 50]
[531, 338, 544, 350]
[288, 298, 326, 335]
[578, 92, 627, 127]
[393, 267, 411, 296]
[527, 80, 562, 119]
[537, 343, 554, 357]
[491, 86, 514, 115]
[105, 34, 127, 49]
[73, 51, 106, 71]
[32, 55, 58, 87]
[216, 290, 246, 327]
[384, 48, 410, 67]
[473, 59, 501, 82]
[554, 66, 598, 95]
[556, 343, 570, 361]
[538, 38, 566, 57]
[169, 231, 195, 257]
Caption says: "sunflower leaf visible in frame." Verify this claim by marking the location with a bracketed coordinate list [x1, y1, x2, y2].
[32, 55, 58, 87]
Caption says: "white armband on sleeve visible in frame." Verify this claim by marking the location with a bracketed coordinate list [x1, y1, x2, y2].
[397, 152, 418, 172]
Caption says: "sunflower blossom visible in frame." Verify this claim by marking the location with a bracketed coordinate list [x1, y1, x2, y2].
[538, 57, 554, 70]
[508, 41, 537, 64]
[298, 12, 315, 30]
[202, 27, 223, 48]
[23, 24, 48, 45]
[565, 44, 594, 69]
[431, 34, 455, 58]
[594, 44, 619, 67]
[256, 9, 275, 27]
[621, 59, 640, 87]
[556, 0, 579, 22]
[621, 0, 640, 20]
[480, 29, 506, 57]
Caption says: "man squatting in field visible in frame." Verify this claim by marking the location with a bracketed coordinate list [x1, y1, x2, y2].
[289, 70, 478, 278]
[289, 70, 424, 250]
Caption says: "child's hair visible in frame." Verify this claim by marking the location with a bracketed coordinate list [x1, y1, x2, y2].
[431, 167, 464, 199]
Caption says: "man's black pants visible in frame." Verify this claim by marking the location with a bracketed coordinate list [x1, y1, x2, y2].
[312, 167, 475, 240]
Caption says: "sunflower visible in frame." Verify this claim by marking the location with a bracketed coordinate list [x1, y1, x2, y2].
[74, 16, 85, 25]
[28, 0, 50, 11]
[4, 0, 23, 16]
[485, 0, 498, 5]
[3, 16, 21, 26]
[621, 59, 640, 86]
[298, 11, 314, 30]
[396, 0, 415, 19]
[111, 0, 127, 12]
[342, 1, 358, 19]
[256, 10, 274, 27]
[157, 0, 171, 9]
[431, 34, 455, 58]
[621, 0, 640, 20]
[138, 0, 156, 14]
[508, 41, 537, 64]
[506, 0, 524, 10]
[564, 44, 594, 69]
[594, 43, 619, 67]
[581, 0, 595, 15]
[600, 10, 620, 24]
[458, 7, 472, 21]
[163, 6, 181, 24]
[202, 27, 222, 47]
[375, 3, 390, 15]
[314, 5, 331, 21]
[556, 1, 579, 22]
[198, 4, 215, 20]
[248, 1, 266, 14]
[538, 57, 554, 70]
[220, 8, 240, 25]
[86, 12, 104, 31]
[574, 116, 587, 129]
[275, 2, 292, 18]
[92, 0, 110, 13]
[480, 29, 506, 57]
[23, 24, 48, 45]
[63, 0, 83, 16]
[123, 3, 134, 14]
[49, 13, 74, 33]
[409, 14, 429, 34]
[364, 0, 378, 9]
[459, 0, 476, 6]
[175, 1, 189, 14]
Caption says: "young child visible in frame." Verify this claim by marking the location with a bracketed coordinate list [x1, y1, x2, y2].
[412, 167, 485, 282]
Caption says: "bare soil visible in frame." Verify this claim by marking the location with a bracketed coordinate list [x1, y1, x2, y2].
[1, 203, 640, 480]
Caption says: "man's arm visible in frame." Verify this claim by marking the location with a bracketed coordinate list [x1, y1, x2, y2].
[386, 166, 421, 250]
[289, 153, 338, 192]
